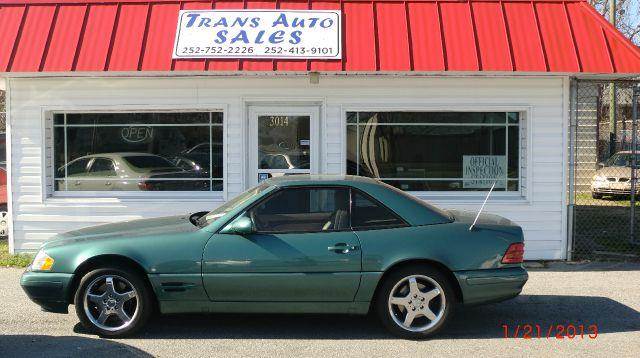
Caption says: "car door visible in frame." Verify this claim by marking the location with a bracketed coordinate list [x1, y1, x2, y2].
[202, 186, 362, 302]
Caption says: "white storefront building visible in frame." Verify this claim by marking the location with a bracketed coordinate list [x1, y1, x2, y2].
[2, 0, 640, 259]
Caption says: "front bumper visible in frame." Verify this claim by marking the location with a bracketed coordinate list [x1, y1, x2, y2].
[20, 269, 74, 313]
[592, 187, 632, 195]
[454, 267, 528, 305]
[591, 182, 631, 195]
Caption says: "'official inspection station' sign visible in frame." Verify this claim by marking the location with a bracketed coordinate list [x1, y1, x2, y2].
[173, 10, 342, 59]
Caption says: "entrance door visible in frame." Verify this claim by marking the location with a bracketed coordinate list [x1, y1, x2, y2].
[248, 106, 320, 186]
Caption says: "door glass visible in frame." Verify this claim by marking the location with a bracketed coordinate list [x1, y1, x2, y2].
[248, 188, 350, 233]
[258, 115, 310, 174]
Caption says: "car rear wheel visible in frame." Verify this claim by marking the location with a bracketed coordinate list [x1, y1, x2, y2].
[74, 266, 152, 337]
[375, 266, 455, 339]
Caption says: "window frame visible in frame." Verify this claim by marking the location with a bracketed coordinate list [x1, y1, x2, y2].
[42, 105, 228, 200]
[341, 105, 531, 202]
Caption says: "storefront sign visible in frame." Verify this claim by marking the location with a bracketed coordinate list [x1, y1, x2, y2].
[121, 126, 153, 143]
[173, 10, 341, 59]
[463, 155, 507, 189]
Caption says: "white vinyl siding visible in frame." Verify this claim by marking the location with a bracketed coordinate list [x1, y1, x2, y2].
[7, 76, 567, 259]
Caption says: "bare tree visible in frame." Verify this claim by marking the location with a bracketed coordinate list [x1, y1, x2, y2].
[589, 0, 640, 45]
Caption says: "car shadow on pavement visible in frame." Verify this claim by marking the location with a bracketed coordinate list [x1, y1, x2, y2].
[121, 294, 640, 340]
[0, 335, 152, 358]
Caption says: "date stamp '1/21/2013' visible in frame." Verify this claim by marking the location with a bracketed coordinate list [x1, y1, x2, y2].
[502, 324, 599, 339]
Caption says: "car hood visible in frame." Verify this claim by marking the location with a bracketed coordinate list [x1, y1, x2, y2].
[44, 215, 198, 248]
[596, 166, 631, 178]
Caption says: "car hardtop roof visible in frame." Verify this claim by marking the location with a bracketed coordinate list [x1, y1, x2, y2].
[264, 174, 381, 188]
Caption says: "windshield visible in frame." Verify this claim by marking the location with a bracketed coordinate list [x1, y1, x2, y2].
[124, 155, 177, 169]
[604, 153, 640, 167]
[197, 183, 270, 227]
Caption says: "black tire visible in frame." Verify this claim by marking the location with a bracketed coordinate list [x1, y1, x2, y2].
[74, 266, 153, 337]
[375, 265, 456, 339]
[591, 192, 603, 199]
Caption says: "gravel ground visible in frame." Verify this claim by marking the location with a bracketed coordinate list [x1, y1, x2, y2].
[1, 263, 639, 357]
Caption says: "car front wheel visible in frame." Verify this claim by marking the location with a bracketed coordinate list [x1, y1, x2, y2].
[74, 266, 152, 337]
[376, 266, 455, 339]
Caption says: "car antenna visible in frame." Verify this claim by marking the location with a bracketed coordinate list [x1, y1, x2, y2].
[469, 181, 497, 231]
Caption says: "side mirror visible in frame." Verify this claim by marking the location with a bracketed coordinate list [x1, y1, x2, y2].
[220, 216, 255, 235]
[596, 162, 605, 169]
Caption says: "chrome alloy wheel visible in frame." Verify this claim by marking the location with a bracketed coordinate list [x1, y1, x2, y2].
[387, 275, 446, 332]
[83, 275, 139, 332]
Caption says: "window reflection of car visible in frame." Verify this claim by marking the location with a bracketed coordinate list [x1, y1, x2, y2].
[591, 151, 640, 199]
[259, 152, 310, 170]
[260, 153, 297, 169]
[172, 156, 208, 177]
[56, 153, 203, 191]
[179, 143, 223, 178]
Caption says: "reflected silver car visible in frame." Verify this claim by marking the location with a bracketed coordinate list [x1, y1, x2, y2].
[56, 153, 194, 191]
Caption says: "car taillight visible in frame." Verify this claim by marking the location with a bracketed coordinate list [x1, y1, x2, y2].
[501, 243, 525, 264]
[138, 181, 152, 191]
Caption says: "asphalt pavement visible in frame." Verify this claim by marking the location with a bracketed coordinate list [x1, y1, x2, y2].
[1, 262, 639, 357]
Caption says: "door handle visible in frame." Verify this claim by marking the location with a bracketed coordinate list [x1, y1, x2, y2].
[328, 243, 359, 254]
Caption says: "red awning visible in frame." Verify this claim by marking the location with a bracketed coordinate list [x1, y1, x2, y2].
[1, 0, 639, 74]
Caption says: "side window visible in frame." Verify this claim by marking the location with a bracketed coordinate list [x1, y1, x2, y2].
[351, 190, 407, 230]
[249, 187, 350, 233]
[64, 158, 91, 176]
[88, 158, 116, 177]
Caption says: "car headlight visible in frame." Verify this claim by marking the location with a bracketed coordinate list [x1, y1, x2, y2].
[31, 250, 55, 271]
[593, 175, 606, 182]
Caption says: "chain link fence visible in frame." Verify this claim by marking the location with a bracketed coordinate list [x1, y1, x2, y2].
[570, 79, 640, 260]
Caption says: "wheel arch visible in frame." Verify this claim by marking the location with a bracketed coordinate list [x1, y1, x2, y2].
[67, 254, 158, 307]
[369, 258, 464, 311]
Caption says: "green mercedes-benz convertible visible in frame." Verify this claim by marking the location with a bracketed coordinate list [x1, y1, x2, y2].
[21, 175, 527, 339]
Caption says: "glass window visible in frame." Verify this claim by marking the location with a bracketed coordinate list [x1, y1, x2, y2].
[346, 112, 520, 192]
[258, 115, 310, 170]
[248, 187, 350, 233]
[53, 112, 223, 192]
[351, 191, 406, 230]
